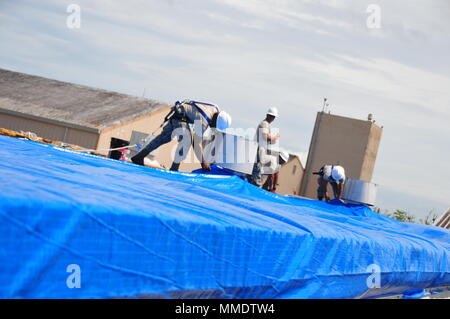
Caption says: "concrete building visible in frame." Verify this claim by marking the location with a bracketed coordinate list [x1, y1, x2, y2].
[300, 112, 383, 199]
[0, 68, 202, 171]
[434, 209, 450, 230]
[277, 155, 304, 196]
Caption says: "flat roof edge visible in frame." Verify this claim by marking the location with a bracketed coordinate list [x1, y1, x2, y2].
[317, 111, 383, 129]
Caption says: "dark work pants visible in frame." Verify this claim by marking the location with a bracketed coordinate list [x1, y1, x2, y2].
[131, 118, 191, 171]
[317, 177, 339, 200]
[250, 150, 270, 188]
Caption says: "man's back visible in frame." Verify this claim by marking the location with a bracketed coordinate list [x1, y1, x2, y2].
[322, 165, 345, 184]
[255, 119, 271, 146]
[183, 102, 218, 130]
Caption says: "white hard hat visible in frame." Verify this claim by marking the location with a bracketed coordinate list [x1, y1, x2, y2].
[331, 165, 345, 181]
[267, 107, 278, 118]
[279, 151, 289, 163]
[216, 111, 232, 131]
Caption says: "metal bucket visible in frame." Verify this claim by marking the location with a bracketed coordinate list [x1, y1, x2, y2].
[210, 131, 258, 175]
[342, 178, 377, 206]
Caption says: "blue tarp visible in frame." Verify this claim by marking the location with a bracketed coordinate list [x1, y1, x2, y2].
[191, 164, 247, 180]
[0, 135, 449, 299]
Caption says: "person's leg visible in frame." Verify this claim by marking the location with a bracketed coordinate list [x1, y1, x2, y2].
[317, 177, 325, 201]
[131, 120, 176, 165]
[250, 150, 263, 187]
[251, 162, 263, 187]
[262, 174, 272, 190]
[260, 174, 269, 189]
[272, 172, 279, 191]
[331, 182, 339, 199]
[169, 122, 192, 171]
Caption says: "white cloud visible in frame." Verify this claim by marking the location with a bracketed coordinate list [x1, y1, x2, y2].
[292, 54, 450, 117]
[216, 0, 354, 33]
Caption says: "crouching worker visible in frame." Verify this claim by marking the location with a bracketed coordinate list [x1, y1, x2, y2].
[313, 165, 346, 201]
[131, 100, 232, 171]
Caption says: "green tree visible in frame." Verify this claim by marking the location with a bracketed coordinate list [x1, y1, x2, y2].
[388, 209, 416, 223]
[374, 207, 438, 225]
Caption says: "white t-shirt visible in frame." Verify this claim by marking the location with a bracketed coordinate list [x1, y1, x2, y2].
[181, 101, 219, 162]
[255, 119, 278, 173]
[322, 165, 345, 183]
[256, 120, 270, 145]
[182, 102, 219, 134]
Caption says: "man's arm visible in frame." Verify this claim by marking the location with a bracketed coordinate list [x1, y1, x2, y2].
[262, 132, 280, 144]
[322, 180, 330, 201]
[259, 122, 279, 145]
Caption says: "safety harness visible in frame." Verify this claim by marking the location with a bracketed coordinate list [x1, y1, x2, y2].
[314, 165, 336, 182]
[189, 100, 220, 126]
[164, 100, 219, 126]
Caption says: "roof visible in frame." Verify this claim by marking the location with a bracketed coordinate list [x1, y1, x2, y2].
[435, 209, 450, 229]
[1, 134, 449, 298]
[284, 153, 303, 167]
[0, 68, 169, 130]
[281, 149, 307, 168]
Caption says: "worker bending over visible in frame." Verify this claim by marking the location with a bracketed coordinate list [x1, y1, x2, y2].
[313, 165, 346, 201]
[131, 100, 231, 171]
[251, 107, 280, 187]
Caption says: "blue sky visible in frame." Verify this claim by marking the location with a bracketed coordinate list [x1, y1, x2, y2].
[1, 0, 449, 219]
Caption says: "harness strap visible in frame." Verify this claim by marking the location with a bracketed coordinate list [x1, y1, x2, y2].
[188, 100, 219, 125]
[329, 165, 335, 181]
[163, 109, 175, 123]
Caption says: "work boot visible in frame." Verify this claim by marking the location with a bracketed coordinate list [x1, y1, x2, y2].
[169, 162, 180, 171]
[131, 155, 144, 166]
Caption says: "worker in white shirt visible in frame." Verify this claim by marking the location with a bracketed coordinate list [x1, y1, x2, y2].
[251, 107, 280, 187]
[313, 165, 346, 201]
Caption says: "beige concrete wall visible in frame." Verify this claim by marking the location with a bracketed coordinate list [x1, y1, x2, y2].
[0, 112, 99, 149]
[1, 107, 201, 172]
[361, 124, 383, 181]
[300, 112, 382, 199]
[277, 157, 304, 196]
[98, 106, 201, 172]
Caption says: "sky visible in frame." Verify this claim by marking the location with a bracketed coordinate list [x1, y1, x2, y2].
[0, 0, 449, 219]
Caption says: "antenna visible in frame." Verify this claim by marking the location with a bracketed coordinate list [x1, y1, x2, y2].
[142, 88, 146, 98]
[322, 98, 327, 112]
